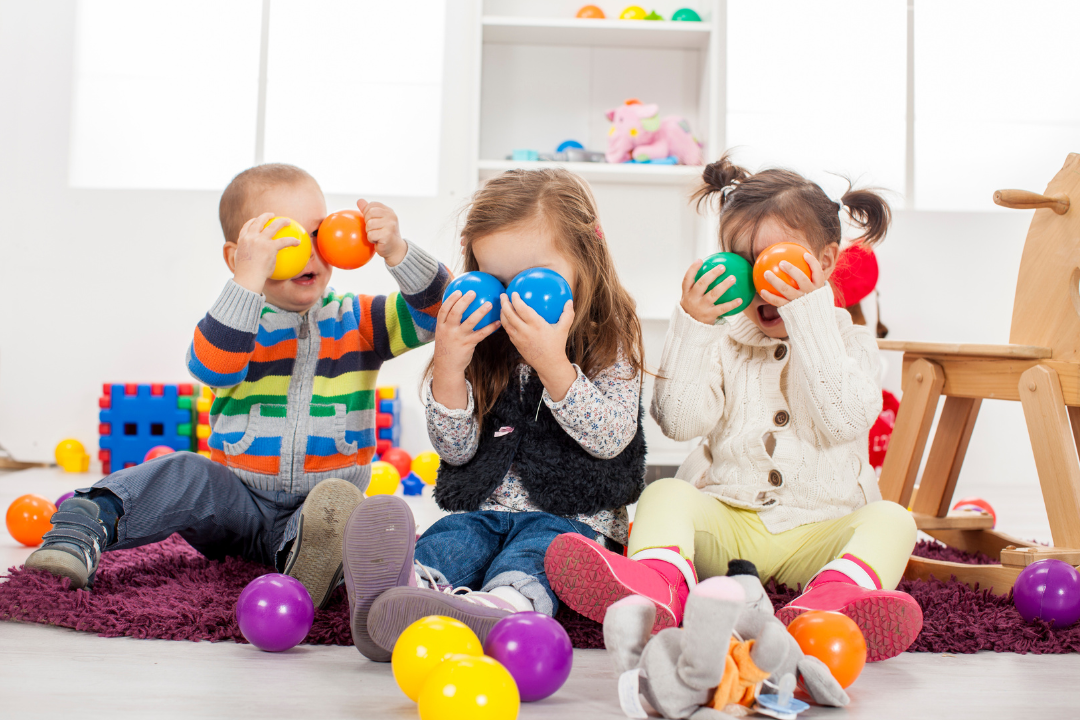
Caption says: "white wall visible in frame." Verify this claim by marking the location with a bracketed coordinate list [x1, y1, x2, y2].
[0, 0, 1057, 536]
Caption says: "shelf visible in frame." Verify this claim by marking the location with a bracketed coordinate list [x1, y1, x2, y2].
[482, 16, 712, 50]
[477, 159, 703, 186]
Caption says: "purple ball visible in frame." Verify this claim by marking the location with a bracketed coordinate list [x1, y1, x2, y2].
[55, 491, 76, 507]
[235, 573, 314, 652]
[483, 611, 573, 702]
[1013, 559, 1080, 628]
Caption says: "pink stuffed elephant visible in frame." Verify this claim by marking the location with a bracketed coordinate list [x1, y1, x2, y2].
[605, 101, 703, 165]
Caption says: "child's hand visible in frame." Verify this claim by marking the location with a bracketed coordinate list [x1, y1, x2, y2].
[501, 293, 577, 398]
[760, 252, 826, 307]
[433, 290, 502, 377]
[680, 260, 743, 324]
[357, 199, 407, 267]
[232, 213, 297, 294]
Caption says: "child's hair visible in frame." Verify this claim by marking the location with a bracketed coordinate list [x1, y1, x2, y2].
[219, 163, 320, 244]
[692, 153, 891, 257]
[433, 168, 644, 423]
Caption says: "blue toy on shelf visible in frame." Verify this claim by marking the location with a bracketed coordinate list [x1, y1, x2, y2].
[375, 385, 402, 456]
[98, 383, 196, 474]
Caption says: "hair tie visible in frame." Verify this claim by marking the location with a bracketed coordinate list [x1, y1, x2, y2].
[720, 181, 740, 199]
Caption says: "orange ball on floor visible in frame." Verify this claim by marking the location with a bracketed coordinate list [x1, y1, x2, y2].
[752, 242, 813, 296]
[786, 611, 866, 688]
[6, 494, 57, 547]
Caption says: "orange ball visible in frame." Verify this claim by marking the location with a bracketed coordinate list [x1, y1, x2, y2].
[576, 5, 605, 18]
[6, 494, 58, 547]
[317, 210, 375, 270]
[787, 611, 866, 689]
[753, 242, 813, 296]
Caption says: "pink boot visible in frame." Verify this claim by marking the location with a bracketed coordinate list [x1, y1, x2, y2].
[545, 534, 694, 631]
[775, 555, 923, 662]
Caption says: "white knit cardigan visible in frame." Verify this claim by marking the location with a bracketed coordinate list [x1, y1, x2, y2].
[651, 285, 883, 534]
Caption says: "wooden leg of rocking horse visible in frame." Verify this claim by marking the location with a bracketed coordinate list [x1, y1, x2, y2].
[880, 358, 944, 508]
[1019, 365, 1080, 550]
[912, 397, 982, 518]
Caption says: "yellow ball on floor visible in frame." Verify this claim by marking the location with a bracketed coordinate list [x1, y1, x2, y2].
[418, 653, 519, 720]
[392, 616, 483, 702]
[367, 460, 401, 496]
[412, 451, 441, 485]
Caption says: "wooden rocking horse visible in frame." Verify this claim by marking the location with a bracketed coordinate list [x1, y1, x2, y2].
[879, 153, 1080, 592]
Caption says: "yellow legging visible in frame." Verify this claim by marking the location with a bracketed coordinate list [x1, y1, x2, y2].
[628, 478, 916, 590]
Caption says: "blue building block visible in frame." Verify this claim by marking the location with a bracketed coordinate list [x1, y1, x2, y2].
[99, 384, 192, 472]
[401, 472, 424, 496]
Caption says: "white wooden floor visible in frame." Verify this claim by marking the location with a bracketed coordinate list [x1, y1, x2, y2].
[2, 465, 1078, 719]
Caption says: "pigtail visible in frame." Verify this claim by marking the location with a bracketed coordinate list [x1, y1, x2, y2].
[693, 153, 752, 213]
[840, 188, 891, 246]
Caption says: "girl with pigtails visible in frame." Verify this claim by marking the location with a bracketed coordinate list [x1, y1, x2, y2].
[547, 154, 921, 662]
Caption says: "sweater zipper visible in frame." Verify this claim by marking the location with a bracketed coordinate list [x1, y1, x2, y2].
[286, 316, 311, 491]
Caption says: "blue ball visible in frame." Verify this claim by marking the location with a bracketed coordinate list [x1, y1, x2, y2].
[442, 271, 505, 330]
[506, 268, 573, 324]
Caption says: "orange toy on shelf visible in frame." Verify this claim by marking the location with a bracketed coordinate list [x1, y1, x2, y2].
[576, 5, 605, 18]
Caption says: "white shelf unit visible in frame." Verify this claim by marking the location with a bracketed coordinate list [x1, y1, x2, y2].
[472, 1, 724, 467]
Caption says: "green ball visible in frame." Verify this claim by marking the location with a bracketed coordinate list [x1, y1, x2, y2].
[694, 252, 754, 318]
[671, 8, 702, 21]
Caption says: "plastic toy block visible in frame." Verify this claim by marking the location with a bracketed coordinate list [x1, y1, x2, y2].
[376, 412, 392, 429]
[198, 450, 210, 459]
[379, 398, 401, 416]
[98, 383, 194, 471]
[376, 438, 392, 456]
[198, 412, 209, 424]
[151, 383, 164, 396]
[378, 424, 401, 444]
[102, 462, 111, 474]
[198, 438, 209, 451]
[196, 425, 211, 440]
[377, 386, 398, 400]
[196, 396, 212, 413]
[178, 384, 193, 396]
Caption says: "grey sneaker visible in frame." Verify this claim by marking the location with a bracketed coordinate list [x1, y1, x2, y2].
[368, 586, 515, 651]
[24, 498, 108, 589]
[342, 495, 416, 662]
[283, 478, 365, 610]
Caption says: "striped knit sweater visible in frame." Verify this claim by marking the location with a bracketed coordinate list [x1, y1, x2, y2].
[185, 242, 449, 494]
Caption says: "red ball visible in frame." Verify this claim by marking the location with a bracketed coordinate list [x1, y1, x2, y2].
[753, 242, 813, 296]
[787, 611, 866, 689]
[952, 496, 996, 525]
[379, 447, 412, 480]
[6, 494, 58, 547]
[317, 210, 375, 270]
[143, 445, 175, 462]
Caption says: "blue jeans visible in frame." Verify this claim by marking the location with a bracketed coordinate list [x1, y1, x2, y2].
[414, 510, 594, 616]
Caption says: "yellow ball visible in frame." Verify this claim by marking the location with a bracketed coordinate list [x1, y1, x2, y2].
[392, 616, 483, 702]
[412, 451, 441, 485]
[263, 216, 313, 280]
[54, 438, 89, 473]
[619, 5, 647, 20]
[367, 460, 401, 496]
[418, 654, 520, 720]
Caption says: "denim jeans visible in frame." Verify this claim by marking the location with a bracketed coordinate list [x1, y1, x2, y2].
[414, 510, 595, 616]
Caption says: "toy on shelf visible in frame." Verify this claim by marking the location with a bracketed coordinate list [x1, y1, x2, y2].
[376, 385, 402, 456]
[235, 574, 314, 652]
[392, 615, 483, 702]
[54, 438, 90, 473]
[505, 140, 606, 164]
[98, 383, 197, 474]
[483, 612, 573, 702]
[619, 6, 647, 20]
[264, 217, 312, 280]
[753, 242, 813, 295]
[604, 568, 848, 720]
[412, 451, 440, 485]
[786, 611, 866, 689]
[418, 654, 519, 720]
[671, 8, 702, 21]
[576, 5, 605, 18]
[194, 385, 214, 459]
[6, 494, 58, 547]
[644, 10, 663, 20]
[695, 252, 754, 318]
[1012, 559, 1080, 628]
[317, 209, 375, 270]
[605, 100, 703, 165]
[507, 268, 574, 324]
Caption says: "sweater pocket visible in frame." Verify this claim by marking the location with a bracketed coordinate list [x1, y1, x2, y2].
[218, 403, 285, 475]
[305, 403, 356, 473]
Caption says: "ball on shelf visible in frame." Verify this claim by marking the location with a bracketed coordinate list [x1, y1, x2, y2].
[506, 268, 573, 324]
[380, 447, 413, 480]
[6, 494, 57, 547]
[263, 216, 313, 280]
[786, 611, 866, 688]
[412, 451, 441, 485]
[952, 496, 996, 526]
[1013, 559, 1080, 628]
[54, 438, 90, 473]
[143, 445, 175, 463]
[753, 242, 813, 296]
[367, 461, 401, 496]
[418, 653, 520, 720]
[694, 252, 755, 317]
[671, 8, 702, 21]
[392, 615, 484, 702]
[483, 611, 573, 702]
[442, 271, 505, 331]
[317, 209, 375, 270]
[235, 573, 314, 652]
[619, 6, 647, 20]
[576, 4, 605, 18]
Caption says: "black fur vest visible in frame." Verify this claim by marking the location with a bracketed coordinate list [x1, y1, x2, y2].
[434, 371, 647, 517]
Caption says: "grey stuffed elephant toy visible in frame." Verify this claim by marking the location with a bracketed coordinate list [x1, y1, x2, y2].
[603, 560, 849, 720]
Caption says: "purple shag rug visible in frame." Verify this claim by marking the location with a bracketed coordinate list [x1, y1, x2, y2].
[2, 536, 1078, 654]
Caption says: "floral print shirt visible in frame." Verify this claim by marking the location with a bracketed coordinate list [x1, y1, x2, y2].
[423, 357, 641, 544]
